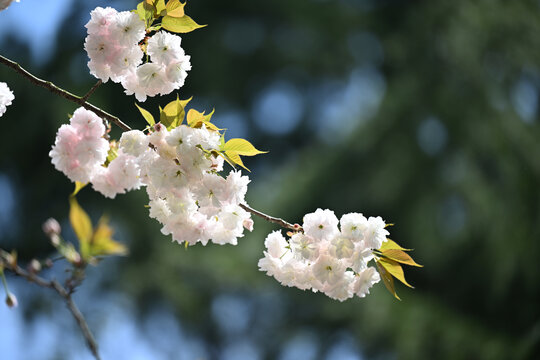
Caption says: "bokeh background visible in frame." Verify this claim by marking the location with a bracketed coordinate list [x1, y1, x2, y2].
[1, 0, 540, 359]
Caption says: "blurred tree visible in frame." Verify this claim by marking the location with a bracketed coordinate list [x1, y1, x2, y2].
[1, 0, 539, 359]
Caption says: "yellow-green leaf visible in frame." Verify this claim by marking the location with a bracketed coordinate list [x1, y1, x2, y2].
[222, 138, 267, 156]
[136, 1, 154, 25]
[223, 151, 249, 171]
[135, 103, 155, 126]
[376, 261, 400, 300]
[165, 0, 185, 17]
[379, 239, 411, 252]
[72, 182, 87, 197]
[106, 142, 119, 165]
[381, 249, 423, 267]
[161, 14, 206, 33]
[89, 217, 128, 258]
[155, 0, 166, 15]
[187, 109, 220, 131]
[378, 258, 414, 288]
[69, 197, 93, 259]
[160, 96, 191, 129]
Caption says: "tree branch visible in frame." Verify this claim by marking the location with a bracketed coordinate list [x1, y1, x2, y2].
[0, 251, 101, 360]
[240, 203, 302, 232]
[1, 53, 300, 234]
[81, 80, 102, 102]
[0, 55, 131, 132]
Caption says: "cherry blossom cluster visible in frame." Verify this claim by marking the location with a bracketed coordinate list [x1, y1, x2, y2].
[85, 7, 191, 102]
[258, 209, 389, 301]
[0, 82, 14, 117]
[50, 107, 253, 246]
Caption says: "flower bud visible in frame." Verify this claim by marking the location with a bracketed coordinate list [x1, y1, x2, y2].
[5, 293, 17, 308]
[243, 218, 254, 232]
[28, 259, 42, 273]
[42, 218, 61, 237]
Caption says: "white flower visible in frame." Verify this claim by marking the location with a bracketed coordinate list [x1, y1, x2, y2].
[324, 271, 355, 302]
[0, 82, 15, 117]
[290, 233, 319, 261]
[113, 11, 146, 45]
[119, 130, 149, 157]
[364, 216, 390, 249]
[330, 236, 355, 260]
[147, 31, 185, 65]
[303, 208, 339, 241]
[339, 212, 368, 241]
[264, 231, 290, 259]
[312, 254, 345, 285]
[353, 267, 380, 298]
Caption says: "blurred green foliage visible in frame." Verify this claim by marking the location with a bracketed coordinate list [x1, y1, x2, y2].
[1, 0, 540, 359]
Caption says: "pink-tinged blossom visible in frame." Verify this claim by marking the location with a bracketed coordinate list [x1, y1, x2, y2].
[119, 130, 149, 157]
[85, 6, 191, 101]
[0, 82, 15, 117]
[49, 108, 109, 183]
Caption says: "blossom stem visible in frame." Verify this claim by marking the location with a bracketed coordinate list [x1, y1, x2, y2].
[0, 55, 131, 132]
[81, 80, 102, 102]
[0, 250, 101, 360]
[240, 203, 302, 232]
[0, 267, 9, 294]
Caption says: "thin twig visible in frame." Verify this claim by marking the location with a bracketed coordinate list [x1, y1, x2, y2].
[0, 253, 101, 360]
[0, 55, 131, 132]
[240, 203, 301, 232]
[1, 53, 300, 233]
[81, 80, 102, 102]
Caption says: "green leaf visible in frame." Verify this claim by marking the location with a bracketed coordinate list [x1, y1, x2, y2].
[222, 138, 267, 156]
[378, 258, 414, 288]
[381, 249, 423, 267]
[376, 261, 400, 300]
[187, 108, 220, 131]
[106, 142, 118, 165]
[155, 0, 167, 15]
[161, 14, 206, 33]
[89, 216, 128, 258]
[135, 103, 155, 126]
[136, 1, 154, 26]
[224, 151, 250, 171]
[71, 182, 87, 197]
[160, 96, 191, 129]
[69, 197, 93, 259]
[379, 239, 412, 252]
[165, 0, 185, 17]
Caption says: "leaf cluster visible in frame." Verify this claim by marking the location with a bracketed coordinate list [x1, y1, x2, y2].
[136, 97, 267, 171]
[68, 183, 127, 265]
[374, 239, 422, 300]
[136, 0, 205, 33]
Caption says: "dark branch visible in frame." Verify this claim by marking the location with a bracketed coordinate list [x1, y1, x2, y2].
[240, 203, 302, 232]
[0, 55, 131, 132]
[81, 80, 102, 102]
[0, 251, 101, 360]
[1, 53, 300, 235]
